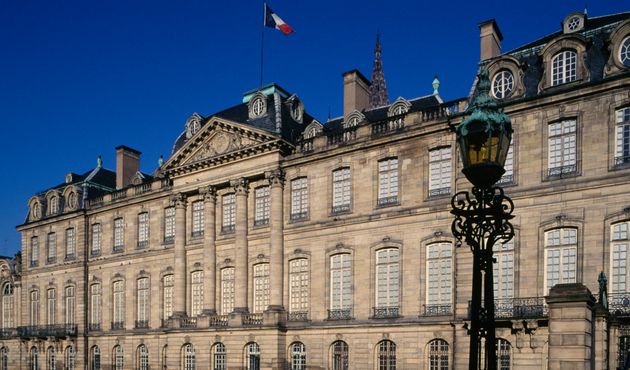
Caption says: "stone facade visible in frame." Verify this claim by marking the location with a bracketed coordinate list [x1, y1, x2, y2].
[1, 10, 630, 370]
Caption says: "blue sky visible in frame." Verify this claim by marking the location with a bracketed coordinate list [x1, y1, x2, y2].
[0, 0, 626, 256]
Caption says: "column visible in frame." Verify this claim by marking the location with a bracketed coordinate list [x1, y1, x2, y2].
[266, 169, 285, 311]
[200, 186, 217, 315]
[546, 283, 596, 370]
[172, 193, 187, 317]
[231, 178, 249, 313]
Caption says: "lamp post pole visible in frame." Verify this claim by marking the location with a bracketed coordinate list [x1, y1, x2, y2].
[450, 68, 514, 370]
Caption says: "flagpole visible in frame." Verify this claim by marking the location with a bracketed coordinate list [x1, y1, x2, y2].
[260, 2, 265, 88]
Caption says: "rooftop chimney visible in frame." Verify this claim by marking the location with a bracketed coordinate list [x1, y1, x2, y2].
[478, 19, 503, 61]
[342, 69, 371, 117]
[115, 146, 141, 189]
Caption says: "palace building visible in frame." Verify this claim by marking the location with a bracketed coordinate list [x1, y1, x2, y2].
[1, 9, 630, 370]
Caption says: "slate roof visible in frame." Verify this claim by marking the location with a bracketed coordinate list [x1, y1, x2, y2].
[323, 94, 442, 131]
[170, 84, 314, 155]
[34, 166, 116, 198]
[481, 11, 630, 100]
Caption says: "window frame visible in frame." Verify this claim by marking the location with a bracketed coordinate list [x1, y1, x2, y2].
[65, 228, 75, 260]
[252, 263, 270, 313]
[113, 218, 125, 253]
[428, 147, 452, 198]
[163, 207, 176, 244]
[331, 167, 352, 214]
[91, 223, 102, 257]
[137, 212, 149, 248]
[377, 157, 399, 207]
[290, 177, 309, 221]
[425, 242, 453, 314]
[190, 271, 204, 317]
[254, 186, 271, 226]
[221, 193, 236, 234]
[544, 227, 579, 293]
[191, 200, 205, 237]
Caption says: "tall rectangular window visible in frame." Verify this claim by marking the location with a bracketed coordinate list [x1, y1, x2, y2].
[91, 223, 102, 256]
[375, 249, 400, 310]
[429, 147, 451, 197]
[493, 240, 514, 299]
[90, 284, 101, 329]
[65, 228, 75, 260]
[164, 207, 175, 244]
[113, 218, 124, 252]
[289, 259, 309, 316]
[377, 158, 399, 206]
[162, 275, 174, 320]
[545, 228, 577, 292]
[137, 278, 149, 326]
[497, 142, 514, 185]
[221, 268, 235, 315]
[222, 194, 236, 233]
[190, 271, 204, 317]
[65, 286, 75, 325]
[551, 50, 577, 86]
[611, 222, 629, 294]
[137, 212, 149, 248]
[332, 168, 351, 213]
[47, 232, 57, 264]
[290, 178, 308, 220]
[254, 186, 270, 226]
[426, 243, 452, 308]
[191, 201, 205, 237]
[30, 290, 39, 325]
[2, 284, 14, 328]
[47, 288, 56, 325]
[253, 264, 270, 313]
[112, 281, 125, 328]
[548, 120, 577, 176]
[330, 254, 352, 311]
[616, 107, 630, 165]
[30, 237, 39, 267]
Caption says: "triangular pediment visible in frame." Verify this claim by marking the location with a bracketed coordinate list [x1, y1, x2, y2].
[162, 117, 291, 175]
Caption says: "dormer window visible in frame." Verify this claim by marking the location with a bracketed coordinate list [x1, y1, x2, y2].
[289, 98, 304, 123]
[551, 50, 577, 86]
[491, 70, 514, 99]
[49, 196, 59, 215]
[567, 17, 580, 31]
[620, 36, 630, 67]
[67, 192, 78, 210]
[563, 13, 585, 34]
[32, 203, 41, 220]
[252, 97, 266, 117]
[185, 113, 202, 139]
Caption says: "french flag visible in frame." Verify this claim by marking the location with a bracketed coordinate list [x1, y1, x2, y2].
[264, 4, 294, 35]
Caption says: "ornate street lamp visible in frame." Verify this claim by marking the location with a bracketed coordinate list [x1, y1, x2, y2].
[451, 68, 515, 370]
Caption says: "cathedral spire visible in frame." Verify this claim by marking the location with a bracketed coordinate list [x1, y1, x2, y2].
[369, 32, 389, 109]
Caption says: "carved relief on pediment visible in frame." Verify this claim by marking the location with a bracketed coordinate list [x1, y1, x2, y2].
[187, 130, 261, 164]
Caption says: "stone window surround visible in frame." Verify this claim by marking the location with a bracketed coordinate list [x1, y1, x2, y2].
[324, 243, 354, 315]
[608, 97, 630, 170]
[538, 34, 590, 92]
[486, 56, 525, 100]
[537, 215, 584, 295]
[541, 109, 583, 181]
[605, 20, 630, 75]
[603, 208, 630, 287]
[329, 165, 353, 215]
[426, 143, 453, 199]
[369, 238, 403, 315]
[374, 153, 401, 208]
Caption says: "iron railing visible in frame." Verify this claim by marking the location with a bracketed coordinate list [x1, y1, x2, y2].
[327, 308, 353, 320]
[466, 297, 548, 319]
[0, 329, 16, 339]
[615, 155, 630, 166]
[88, 323, 101, 331]
[111, 321, 125, 330]
[428, 187, 451, 198]
[544, 161, 581, 180]
[135, 320, 149, 329]
[242, 313, 263, 326]
[421, 304, 452, 316]
[17, 325, 77, 338]
[377, 196, 398, 207]
[610, 293, 630, 316]
[290, 212, 308, 222]
[372, 306, 400, 319]
[287, 311, 309, 322]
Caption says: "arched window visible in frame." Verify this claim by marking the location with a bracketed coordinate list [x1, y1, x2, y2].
[0, 346, 7, 370]
[289, 342, 306, 370]
[2, 284, 13, 328]
[113, 345, 123, 370]
[161, 345, 167, 370]
[288, 258, 309, 320]
[544, 227, 577, 293]
[619, 329, 630, 370]
[137, 278, 149, 328]
[245, 342, 260, 370]
[427, 339, 449, 370]
[47, 346, 55, 370]
[64, 346, 75, 370]
[190, 271, 204, 316]
[49, 195, 59, 215]
[331, 341, 348, 370]
[30, 346, 39, 370]
[65, 286, 75, 325]
[377, 340, 396, 370]
[621, 36, 630, 67]
[112, 280, 125, 329]
[137, 345, 149, 370]
[162, 274, 174, 320]
[211, 343, 226, 370]
[375, 248, 400, 317]
[497, 338, 511, 370]
[182, 344, 195, 370]
[90, 346, 100, 370]
[491, 69, 514, 99]
[253, 264, 270, 313]
[551, 50, 577, 85]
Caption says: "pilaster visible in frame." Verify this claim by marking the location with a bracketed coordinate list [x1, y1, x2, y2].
[231, 178, 249, 314]
[266, 169, 285, 313]
[200, 186, 217, 316]
[171, 193, 187, 317]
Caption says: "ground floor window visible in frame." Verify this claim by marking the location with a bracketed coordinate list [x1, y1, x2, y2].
[331, 341, 348, 370]
[290, 342, 306, 370]
[245, 342, 260, 370]
[497, 338, 511, 370]
[30, 347, 38, 370]
[428, 339, 449, 370]
[212, 343, 226, 370]
[377, 340, 396, 370]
